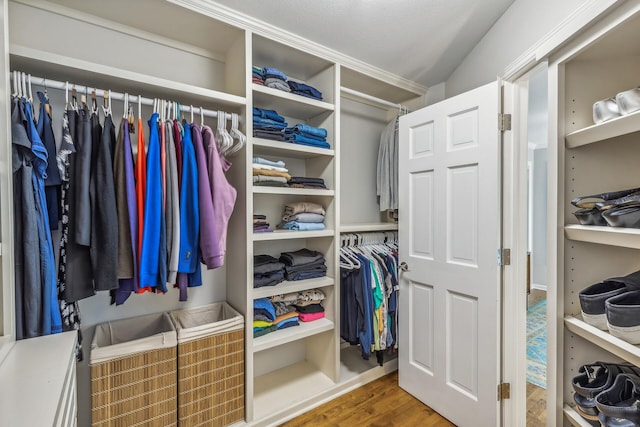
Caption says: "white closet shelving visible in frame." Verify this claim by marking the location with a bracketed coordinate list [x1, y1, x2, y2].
[552, 6, 640, 424]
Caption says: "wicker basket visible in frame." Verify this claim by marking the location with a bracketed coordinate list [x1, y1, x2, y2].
[170, 302, 244, 427]
[90, 312, 178, 427]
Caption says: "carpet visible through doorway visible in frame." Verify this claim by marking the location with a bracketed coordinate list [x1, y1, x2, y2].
[527, 299, 547, 389]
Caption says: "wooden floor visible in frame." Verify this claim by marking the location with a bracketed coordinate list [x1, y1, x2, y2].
[527, 382, 546, 427]
[280, 371, 455, 427]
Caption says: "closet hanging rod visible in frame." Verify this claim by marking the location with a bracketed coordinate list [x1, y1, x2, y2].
[10, 72, 232, 120]
[340, 87, 406, 110]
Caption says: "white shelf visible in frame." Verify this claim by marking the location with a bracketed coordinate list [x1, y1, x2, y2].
[565, 316, 640, 367]
[253, 84, 334, 119]
[253, 186, 334, 196]
[253, 137, 334, 158]
[252, 276, 335, 299]
[563, 404, 593, 427]
[253, 229, 335, 241]
[565, 224, 640, 249]
[340, 222, 398, 233]
[253, 318, 334, 353]
[253, 361, 335, 421]
[565, 109, 640, 148]
[11, 45, 246, 108]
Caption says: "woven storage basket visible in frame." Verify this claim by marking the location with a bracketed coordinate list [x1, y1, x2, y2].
[90, 312, 178, 427]
[170, 302, 244, 427]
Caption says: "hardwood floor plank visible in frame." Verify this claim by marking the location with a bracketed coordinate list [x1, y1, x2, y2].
[279, 372, 455, 427]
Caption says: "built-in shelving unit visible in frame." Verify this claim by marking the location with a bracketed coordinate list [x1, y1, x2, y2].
[340, 222, 398, 233]
[253, 187, 335, 196]
[252, 229, 335, 241]
[252, 277, 335, 299]
[253, 138, 335, 158]
[253, 318, 334, 352]
[253, 84, 334, 117]
[556, 9, 640, 425]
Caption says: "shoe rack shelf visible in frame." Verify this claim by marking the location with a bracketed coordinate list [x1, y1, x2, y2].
[565, 225, 640, 250]
[564, 316, 640, 368]
[565, 109, 640, 149]
[563, 404, 593, 427]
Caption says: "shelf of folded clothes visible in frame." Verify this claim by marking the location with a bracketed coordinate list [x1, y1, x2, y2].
[564, 315, 640, 368]
[253, 84, 334, 118]
[252, 277, 335, 300]
[253, 138, 335, 158]
[252, 229, 334, 241]
[253, 318, 333, 353]
[565, 224, 640, 250]
[565, 109, 640, 149]
[253, 187, 334, 196]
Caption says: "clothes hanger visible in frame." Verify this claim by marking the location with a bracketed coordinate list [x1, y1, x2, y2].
[225, 112, 246, 156]
[102, 89, 112, 117]
[123, 93, 128, 119]
[11, 71, 18, 98]
[21, 72, 27, 100]
[190, 105, 194, 124]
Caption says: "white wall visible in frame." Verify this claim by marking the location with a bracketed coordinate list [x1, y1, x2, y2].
[445, 0, 588, 97]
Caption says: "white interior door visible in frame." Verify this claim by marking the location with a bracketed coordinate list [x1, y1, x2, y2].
[398, 81, 501, 427]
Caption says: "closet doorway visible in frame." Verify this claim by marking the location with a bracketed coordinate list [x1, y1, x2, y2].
[524, 66, 548, 427]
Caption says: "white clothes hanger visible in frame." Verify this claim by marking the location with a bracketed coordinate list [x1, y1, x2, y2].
[190, 105, 194, 124]
[21, 72, 27, 100]
[225, 113, 246, 156]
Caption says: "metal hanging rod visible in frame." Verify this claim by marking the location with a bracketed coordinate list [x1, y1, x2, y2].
[340, 87, 407, 111]
[10, 71, 232, 120]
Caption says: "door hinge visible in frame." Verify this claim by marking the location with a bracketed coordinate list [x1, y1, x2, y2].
[498, 248, 511, 266]
[498, 113, 511, 131]
[497, 382, 511, 401]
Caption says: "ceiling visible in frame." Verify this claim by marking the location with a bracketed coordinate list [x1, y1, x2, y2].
[211, 0, 516, 89]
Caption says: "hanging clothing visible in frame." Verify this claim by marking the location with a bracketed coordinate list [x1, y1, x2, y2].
[74, 106, 93, 247]
[56, 110, 83, 359]
[12, 97, 42, 339]
[135, 116, 148, 293]
[36, 91, 61, 230]
[165, 120, 180, 283]
[191, 123, 216, 270]
[64, 106, 94, 302]
[140, 113, 167, 292]
[176, 122, 201, 301]
[112, 117, 136, 305]
[376, 116, 399, 211]
[202, 125, 237, 268]
[90, 112, 118, 292]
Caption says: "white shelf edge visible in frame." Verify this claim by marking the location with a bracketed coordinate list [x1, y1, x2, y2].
[253, 229, 335, 241]
[252, 276, 335, 299]
[253, 318, 334, 353]
[564, 316, 640, 366]
[10, 45, 246, 107]
[253, 83, 334, 112]
[340, 223, 398, 233]
[253, 186, 334, 196]
[565, 224, 640, 249]
[563, 403, 594, 427]
[252, 138, 335, 157]
[565, 110, 640, 148]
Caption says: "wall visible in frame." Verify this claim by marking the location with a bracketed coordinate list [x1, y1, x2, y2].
[445, 0, 588, 97]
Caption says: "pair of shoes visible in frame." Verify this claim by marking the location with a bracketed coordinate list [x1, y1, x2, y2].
[579, 270, 640, 343]
[593, 87, 640, 124]
[572, 188, 640, 228]
[572, 362, 640, 425]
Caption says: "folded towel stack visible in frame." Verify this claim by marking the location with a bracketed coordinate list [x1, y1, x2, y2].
[253, 107, 287, 141]
[284, 123, 330, 149]
[253, 214, 273, 233]
[252, 156, 290, 187]
[278, 201, 326, 231]
[253, 289, 327, 338]
[279, 248, 327, 281]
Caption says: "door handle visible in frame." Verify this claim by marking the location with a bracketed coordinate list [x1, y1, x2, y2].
[399, 261, 409, 272]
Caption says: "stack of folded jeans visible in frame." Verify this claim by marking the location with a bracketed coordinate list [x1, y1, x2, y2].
[254, 254, 285, 288]
[287, 80, 323, 100]
[252, 66, 264, 85]
[284, 123, 330, 149]
[279, 202, 326, 231]
[263, 66, 290, 92]
[279, 249, 327, 281]
[252, 156, 290, 187]
[253, 214, 272, 233]
[253, 107, 287, 141]
[254, 298, 277, 337]
[288, 176, 327, 190]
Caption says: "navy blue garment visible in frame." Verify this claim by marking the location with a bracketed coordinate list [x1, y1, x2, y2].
[356, 253, 374, 360]
[340, 267, 359, 345]
[287, 81, 323, 100]
[24, 99, 61, 335]
[284, 134, 331, 149]
[36, 92, 61, 230]
[12, 97, 42, 339]
[90, 113, 118, 292]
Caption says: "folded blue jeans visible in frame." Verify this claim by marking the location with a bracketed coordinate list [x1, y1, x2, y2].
[288, 81, 323, 100]
[285, 134, 331, 149]
[262, 67, 288, 81]
[254, 117, 288, 129]
[253, 107, 285, 123]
